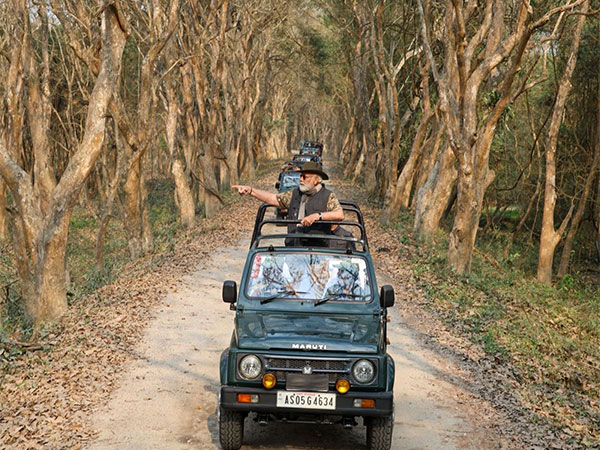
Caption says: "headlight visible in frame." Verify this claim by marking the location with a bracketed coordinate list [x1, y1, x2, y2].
[239, 355, 262, 379]
[352, 359, 375, 383]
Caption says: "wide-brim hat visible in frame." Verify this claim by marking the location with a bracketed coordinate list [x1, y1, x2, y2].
[300, 161, 328, 180]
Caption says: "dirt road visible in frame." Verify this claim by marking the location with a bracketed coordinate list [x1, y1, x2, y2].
[85, 231, 491, 450]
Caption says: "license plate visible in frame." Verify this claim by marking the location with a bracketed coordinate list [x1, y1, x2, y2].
[276, 391, 336, 410]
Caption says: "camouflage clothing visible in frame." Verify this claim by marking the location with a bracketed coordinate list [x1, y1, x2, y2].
[323, 262, 365, 300]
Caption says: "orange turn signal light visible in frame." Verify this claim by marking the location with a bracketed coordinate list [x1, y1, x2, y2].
[262, 373, 277, 389]
[336, 378, 350, 394]
[355, 399, 375, 408]
[237, 393, 259, 403]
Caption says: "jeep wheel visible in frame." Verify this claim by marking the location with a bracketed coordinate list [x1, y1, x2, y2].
[218, 408, 244, 450]
[366, 415, 394, 450]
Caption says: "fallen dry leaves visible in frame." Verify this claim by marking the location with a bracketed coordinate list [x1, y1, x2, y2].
[0, 170, 267, 449]
[1, 162, 597, 449]
[333, 172, 598, 449]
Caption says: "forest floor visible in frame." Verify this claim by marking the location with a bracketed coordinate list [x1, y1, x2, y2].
[0, 162, 594, 449]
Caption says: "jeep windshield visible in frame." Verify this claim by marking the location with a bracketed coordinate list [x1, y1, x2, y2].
[245, 252, 372, 302]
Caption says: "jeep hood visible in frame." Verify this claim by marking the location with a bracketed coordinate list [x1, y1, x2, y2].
[236, 312, 380, 353]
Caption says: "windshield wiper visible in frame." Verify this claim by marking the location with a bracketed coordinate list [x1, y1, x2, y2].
[314, 292, 366, 306]
[260, 288, 308, 304]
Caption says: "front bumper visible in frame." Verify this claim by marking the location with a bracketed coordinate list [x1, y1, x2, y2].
[219, 385, 393, 417]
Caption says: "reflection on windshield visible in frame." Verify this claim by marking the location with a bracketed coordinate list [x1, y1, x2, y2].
[246, 253, 372, 301]
[281, 172, 300, 191]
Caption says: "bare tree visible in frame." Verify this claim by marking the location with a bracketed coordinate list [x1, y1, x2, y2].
[163, 74, 195, 227]
[0, 0, 128, 324]
[94, 121, 127, 268]
[538, 0, 589, 283]
[0, 1, 25, 240]
[417, 0, 586, 274]
[110, 0, 181, 258]
[180, 0, 230, 218]
[350, 1, 377, 194]
[265, 82, 293, 159]
[413, 0, 458, 240]
[368, 0, 423, 221]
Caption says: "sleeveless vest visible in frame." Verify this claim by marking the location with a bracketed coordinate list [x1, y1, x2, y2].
[286, 186, 332, 244]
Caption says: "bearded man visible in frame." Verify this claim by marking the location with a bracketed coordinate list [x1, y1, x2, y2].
[232, 161, 344, 245]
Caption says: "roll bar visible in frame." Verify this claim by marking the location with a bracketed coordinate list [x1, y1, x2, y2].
[249, 201, 368, 252]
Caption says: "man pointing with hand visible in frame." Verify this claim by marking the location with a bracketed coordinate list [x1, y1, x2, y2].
[232, 161, 344, 235]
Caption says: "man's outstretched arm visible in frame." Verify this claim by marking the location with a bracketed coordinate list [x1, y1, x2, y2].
[231, 185, 279, 206]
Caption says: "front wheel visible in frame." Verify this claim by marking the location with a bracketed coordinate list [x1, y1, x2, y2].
[366, 415, 394, 450]
[218, 408, 244, 450]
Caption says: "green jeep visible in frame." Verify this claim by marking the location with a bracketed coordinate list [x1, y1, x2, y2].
[218, 202, 395, 449]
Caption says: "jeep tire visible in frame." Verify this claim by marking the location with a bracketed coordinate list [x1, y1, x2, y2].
[218, 407, 244, 450]
[366, 415, 394, 450]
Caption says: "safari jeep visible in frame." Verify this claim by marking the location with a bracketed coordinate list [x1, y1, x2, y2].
[218, 202, 395, 450]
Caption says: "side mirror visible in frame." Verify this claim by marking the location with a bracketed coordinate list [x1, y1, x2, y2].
[380, 285, 395, 308]
[223, 280, 237, 304]
[275, 182, 280, 189]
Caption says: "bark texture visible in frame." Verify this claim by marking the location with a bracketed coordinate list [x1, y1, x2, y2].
[537, 1, 588, 284]
[0, 2, 127, 323]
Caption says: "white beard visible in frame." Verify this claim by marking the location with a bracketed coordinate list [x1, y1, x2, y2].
[299, 183, 319, 195]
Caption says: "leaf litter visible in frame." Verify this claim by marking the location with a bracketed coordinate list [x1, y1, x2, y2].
[0, 163, 597, 449]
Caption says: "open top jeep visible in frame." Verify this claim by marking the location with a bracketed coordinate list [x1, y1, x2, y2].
[300, 140, 324, 157]
[218, 202, 395, 450]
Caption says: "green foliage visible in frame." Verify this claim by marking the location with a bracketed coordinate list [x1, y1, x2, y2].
[397, 212, 600, 438]
[148, 179, 181, 254]
[557, 274, 576, 291]
[69, 215, 97, 230]
[81, 261, 118, 295]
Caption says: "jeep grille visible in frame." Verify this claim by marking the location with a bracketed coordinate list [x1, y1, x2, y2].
[265, 357, 350, 383]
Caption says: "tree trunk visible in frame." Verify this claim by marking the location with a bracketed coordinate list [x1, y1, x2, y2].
[179, 62, 199, 204]
[448, 154, 495, 273]
[6, 207, 36, 317]
[95, 122, 126, 268]
[0, 3, 127, 324]
[414, 145, 457, 240]
[340, 116, 355, 165]
[344, 128, 361, 178]
[537, 1, 587, 284]
[557, 48, 599, 278]
[352, 143, 365, 183]
[123, 155, 154, 258]
[351, 2, 376, 193]
[172, 159, 195, 227]
[411, 120, 444, 208]
[19, 2, 56, 217]
[0, 181, 7, 238]
[381, 109, 433, 224]
[35, 213, 71, 322]
[165, 81, 195, 227]
[123, 159, 143, 259]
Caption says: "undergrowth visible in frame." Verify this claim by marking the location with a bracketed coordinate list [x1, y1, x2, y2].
[0, 161, 282, 342]
[0, 178, 191, 341]
[392, 216, 600, 445]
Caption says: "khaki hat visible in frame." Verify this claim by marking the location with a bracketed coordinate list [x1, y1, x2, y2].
[300, 161, 328, 180]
